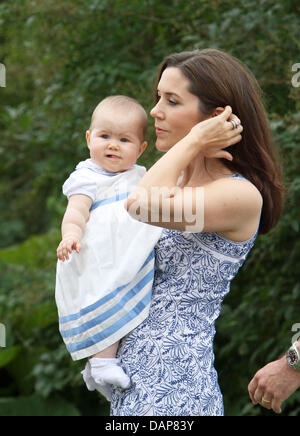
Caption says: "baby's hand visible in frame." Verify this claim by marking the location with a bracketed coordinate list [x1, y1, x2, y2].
[57, 236, 82, 261]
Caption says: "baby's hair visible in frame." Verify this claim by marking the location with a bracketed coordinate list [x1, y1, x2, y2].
[89, 95, 148, 139]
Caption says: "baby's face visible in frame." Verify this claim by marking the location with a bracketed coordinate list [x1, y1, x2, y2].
[86, 106, 146, 173]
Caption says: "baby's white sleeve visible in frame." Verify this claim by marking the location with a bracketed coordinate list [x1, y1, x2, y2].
[62, 169, 99, 202]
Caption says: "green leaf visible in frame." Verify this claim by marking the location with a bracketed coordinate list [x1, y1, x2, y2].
[0, 346, 21, 369]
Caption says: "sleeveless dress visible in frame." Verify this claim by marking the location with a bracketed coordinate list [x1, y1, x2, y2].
[110, 174, 260, 416]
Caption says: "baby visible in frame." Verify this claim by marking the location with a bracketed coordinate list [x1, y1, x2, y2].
[55, 96, 162, 400]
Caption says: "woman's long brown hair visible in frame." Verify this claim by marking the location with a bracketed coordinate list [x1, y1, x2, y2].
[156, 49, 286, 234]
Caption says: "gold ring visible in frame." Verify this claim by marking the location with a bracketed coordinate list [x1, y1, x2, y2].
[262, 398, 271, 404]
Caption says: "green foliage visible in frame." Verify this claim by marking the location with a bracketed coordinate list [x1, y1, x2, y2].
[0, 395, 80, 416]
[0, 229, 60, 267]
[0, 0, 299, 416]
[0, 255, 109, 415]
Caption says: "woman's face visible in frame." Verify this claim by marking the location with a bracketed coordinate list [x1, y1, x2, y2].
[150, 67, 204, 151]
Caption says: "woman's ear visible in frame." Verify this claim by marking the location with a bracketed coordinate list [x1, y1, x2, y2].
[211, 107, 226, 117]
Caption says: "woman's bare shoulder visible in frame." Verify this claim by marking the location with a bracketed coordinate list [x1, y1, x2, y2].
[205, 174, 262, 207]
[201, 176, 263, 240]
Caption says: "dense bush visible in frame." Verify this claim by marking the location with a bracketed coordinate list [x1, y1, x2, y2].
[0, 0, 299, 415]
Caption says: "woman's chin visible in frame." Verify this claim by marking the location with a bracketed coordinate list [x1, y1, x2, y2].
[155, 139, 172, 152]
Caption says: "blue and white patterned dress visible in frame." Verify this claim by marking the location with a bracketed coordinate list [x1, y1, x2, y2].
[110, 174, 260, 416]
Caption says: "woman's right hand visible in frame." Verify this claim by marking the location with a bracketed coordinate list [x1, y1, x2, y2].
[188, 106, 243, 161]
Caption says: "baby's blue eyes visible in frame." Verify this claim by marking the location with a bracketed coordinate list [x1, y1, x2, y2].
[100, 134, 129, 142]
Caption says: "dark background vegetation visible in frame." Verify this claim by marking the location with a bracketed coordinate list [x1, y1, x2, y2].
[0, 0, 299, 416]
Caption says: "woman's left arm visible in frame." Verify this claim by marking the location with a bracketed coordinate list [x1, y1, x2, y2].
[125, 106, 262, 234]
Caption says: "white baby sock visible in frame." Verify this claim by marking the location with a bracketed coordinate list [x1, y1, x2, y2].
[81, 360, 112, 401]
[90, 357, 131, 389]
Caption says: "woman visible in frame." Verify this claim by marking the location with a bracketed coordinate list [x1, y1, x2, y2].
[110, 49, 285, 416]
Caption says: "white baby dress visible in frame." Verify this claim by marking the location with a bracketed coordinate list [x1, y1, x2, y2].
[55, 159, 162, 360]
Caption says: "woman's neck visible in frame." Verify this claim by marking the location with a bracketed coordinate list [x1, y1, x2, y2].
[179, 154, 234, 187]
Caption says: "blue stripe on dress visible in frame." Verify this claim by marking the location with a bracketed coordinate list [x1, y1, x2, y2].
[59, 250, 154, 324]
[90, 191, 130, 211]
[65, 289, 152, 353]
[60, 267, 154, 338]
